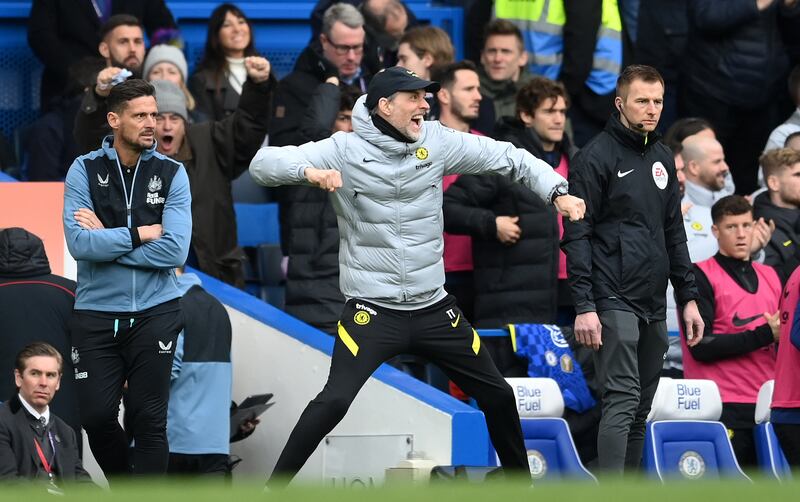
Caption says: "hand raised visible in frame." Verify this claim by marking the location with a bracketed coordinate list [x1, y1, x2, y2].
[245, 56, 271, 83]
[95, 67, 125, 97]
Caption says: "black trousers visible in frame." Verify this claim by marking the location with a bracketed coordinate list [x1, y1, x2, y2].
[720, 403, 757, 468]
[774, 423, 800, 466]
[594, 310, 669, 474]
[70, 301, 182, 477]
[269, 295, 528, 485]
[168, 453, 231, 478]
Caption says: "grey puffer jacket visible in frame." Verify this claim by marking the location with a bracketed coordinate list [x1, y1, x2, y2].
[250, 95, 567, 308]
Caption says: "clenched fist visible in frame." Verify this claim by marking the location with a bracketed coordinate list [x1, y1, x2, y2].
[304, 167, 342, 192]
[554, 194, 586, 222]
[245, 56, 271, 83]
[95, 67, 126, 97]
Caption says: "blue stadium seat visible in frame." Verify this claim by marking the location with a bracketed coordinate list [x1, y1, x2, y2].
[754, 422, 791, 481]
[234, 202, 280, 247]
[489, 378, 596, 481]
[642, 378, 749, 481]
[517, 418, 597, 481]
[234, 202, 283, 306]
[753, 380, 792, 481]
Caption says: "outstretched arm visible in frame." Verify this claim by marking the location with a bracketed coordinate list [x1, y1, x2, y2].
[249, 134, 345, 188]
[439, 126, 584, 220]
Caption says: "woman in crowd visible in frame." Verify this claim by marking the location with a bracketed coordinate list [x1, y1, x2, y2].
[189, 3, 258, 120]
[143, 44, 204, 123]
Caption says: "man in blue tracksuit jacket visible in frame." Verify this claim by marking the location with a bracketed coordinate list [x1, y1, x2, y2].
[62, 79, 191, 477]
[167, 270, 233, 476]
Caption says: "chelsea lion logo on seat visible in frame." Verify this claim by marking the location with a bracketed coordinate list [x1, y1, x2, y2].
[678, 451, 706, 479]
[527, 450, 547, 479]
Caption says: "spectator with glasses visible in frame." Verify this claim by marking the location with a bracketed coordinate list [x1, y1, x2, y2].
[270, 3, 371, 148]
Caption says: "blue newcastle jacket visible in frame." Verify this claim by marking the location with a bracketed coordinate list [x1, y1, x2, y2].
[63, 136, 192, 312]
[168, 272, 232, 455]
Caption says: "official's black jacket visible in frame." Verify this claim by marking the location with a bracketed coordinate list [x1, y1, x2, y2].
[562, 115, 698, 320]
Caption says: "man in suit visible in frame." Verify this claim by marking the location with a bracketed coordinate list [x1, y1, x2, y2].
[0, 343, 92, 489]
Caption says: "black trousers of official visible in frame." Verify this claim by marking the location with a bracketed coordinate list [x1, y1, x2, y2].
[70, 302, 182, 477]
[269, 295, 528, 485]
[595, 310, 669, 474]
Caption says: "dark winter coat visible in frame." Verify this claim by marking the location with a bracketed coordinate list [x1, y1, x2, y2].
[188, 67, 239, 122]
[269, 43, 369, 149]
[277, 81, 345, 334]
[442, 118, 576, 327]
[753, 191, 800, 282]
[686, 0, 800, 107]
[0, 228, 81, 436]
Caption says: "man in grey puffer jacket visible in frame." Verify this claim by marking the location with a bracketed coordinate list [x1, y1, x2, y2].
[250, 67, 585, 485]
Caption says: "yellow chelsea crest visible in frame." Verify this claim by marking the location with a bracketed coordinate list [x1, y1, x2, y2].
[354, 310, 371, 325]
[691, 222, 703, 231]
[415, 147, 429, 160]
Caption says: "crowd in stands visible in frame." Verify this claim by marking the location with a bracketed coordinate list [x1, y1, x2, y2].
[2, 0, 800, 489]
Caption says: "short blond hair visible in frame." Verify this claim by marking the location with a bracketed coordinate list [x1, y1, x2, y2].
[400, 26, 455, 77]
[761, 148, 800, 179]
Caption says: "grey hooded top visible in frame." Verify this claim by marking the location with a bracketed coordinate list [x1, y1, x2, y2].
[250, 94, 567, 309]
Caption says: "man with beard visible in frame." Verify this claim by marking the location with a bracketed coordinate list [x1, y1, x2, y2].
[250, 66, 585, 486]
[682, 136, 773, 263]
[28, 4, 174, 112]
[63, 79, 191, 477]
[444, 76, 576, 328]
[73, 61, 275, 288]
[74, 15, 148, 149]
[437, 61, 482, 321]
[25, 14, 145, 182]
[754, 148, 800, 281]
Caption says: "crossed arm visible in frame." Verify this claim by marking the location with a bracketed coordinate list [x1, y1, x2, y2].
[63, 161, 191, 268]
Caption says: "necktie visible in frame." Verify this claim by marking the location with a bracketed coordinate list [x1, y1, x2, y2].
[35, 416, 55, 471]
